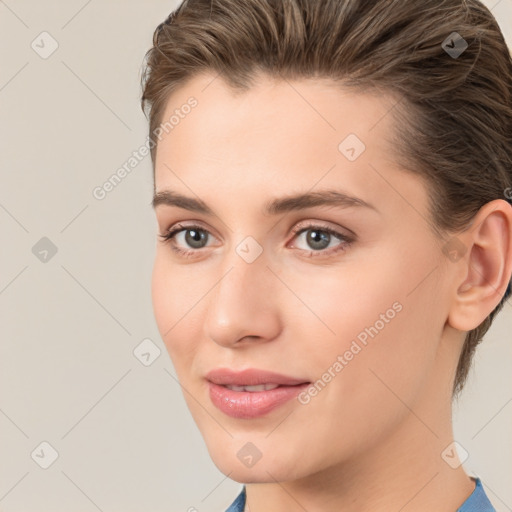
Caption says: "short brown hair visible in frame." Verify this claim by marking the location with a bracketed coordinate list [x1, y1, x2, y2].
[140, 0, 512, 397]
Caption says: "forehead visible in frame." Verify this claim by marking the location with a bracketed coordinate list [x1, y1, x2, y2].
[155, 73, 398, 166]
[153, 73, 429, 224]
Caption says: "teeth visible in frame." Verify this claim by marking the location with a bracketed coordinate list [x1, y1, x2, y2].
[225, 383, 280, 392]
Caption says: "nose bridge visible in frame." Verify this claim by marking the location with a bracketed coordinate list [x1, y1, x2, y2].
[204, 236, 280, 345]
[213, 238, 270, 315]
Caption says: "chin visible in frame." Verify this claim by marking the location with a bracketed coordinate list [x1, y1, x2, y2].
[213, 460, 301, 484]
[206, 440, 310, 483]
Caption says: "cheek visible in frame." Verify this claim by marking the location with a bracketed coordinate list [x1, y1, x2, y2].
[151, 256, 171, 341]
[278, 264, 441, 460]
[286, 248, 441, 402]
[151, 255, 200, 365]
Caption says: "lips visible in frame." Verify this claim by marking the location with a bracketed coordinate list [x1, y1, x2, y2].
[205, 368, 311, 419]
[205, 367, 309, 387]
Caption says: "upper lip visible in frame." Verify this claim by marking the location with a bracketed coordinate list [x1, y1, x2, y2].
[206, 368, 310, 387]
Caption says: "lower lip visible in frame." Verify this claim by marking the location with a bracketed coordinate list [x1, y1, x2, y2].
[208, 382, 310, 419]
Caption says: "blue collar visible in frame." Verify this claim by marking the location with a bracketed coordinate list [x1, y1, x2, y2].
[458, 478, 496, 511]
[225, 485, 246, 512]
[225, 477, 495, 512]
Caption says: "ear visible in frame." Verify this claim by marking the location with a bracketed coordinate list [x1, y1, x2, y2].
[447, 199, 512, 332]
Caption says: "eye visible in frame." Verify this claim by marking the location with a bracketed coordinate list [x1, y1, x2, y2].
[158, 222, 354, 259]
[158, 223, 215, 257]
[289, 223, 353, 257]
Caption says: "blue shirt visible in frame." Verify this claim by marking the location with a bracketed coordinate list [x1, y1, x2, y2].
[225, 477, 495, 512]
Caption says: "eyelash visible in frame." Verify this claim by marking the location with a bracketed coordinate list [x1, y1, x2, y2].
[158, 222, 353, 259]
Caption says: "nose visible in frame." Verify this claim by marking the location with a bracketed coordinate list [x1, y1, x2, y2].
[204, 243, 282, 348]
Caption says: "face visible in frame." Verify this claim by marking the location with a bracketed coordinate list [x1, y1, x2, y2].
[151, 72, 458, 483]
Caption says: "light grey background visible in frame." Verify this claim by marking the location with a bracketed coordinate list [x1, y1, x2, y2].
[0, 1, 511, 511]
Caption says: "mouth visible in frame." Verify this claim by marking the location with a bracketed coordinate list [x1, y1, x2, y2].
[205, 367, 309, 387]
[222, 383, 283, 392]
[205, 368, 311, 419]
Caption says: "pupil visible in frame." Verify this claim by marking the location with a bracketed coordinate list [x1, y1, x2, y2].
[308, 230, 329, 250]
[186, 229, 206, 248]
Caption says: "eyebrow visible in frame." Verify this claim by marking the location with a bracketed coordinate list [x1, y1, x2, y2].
[152, 189, 378, 215]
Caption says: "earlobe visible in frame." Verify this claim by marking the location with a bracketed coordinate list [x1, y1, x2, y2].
[447, 199, 512, 332]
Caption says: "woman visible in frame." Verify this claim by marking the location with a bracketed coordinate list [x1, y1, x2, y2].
[141, 0, 512, 510]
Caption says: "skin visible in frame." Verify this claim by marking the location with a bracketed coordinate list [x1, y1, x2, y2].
[150, 71, 512, 512]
